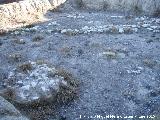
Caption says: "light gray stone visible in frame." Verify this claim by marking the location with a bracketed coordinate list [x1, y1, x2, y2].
[0, 116, 29, 120]
[0, 96, 20, 116]
[0, 62, 68, 105]
[0, 96, 29, 120]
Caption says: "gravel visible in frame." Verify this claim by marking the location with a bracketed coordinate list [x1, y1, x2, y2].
[0, 9, 160, 120]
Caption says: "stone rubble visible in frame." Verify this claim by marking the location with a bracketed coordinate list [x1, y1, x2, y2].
[11, 14, 160, 36]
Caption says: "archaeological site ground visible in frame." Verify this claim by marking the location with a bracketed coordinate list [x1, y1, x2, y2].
[0, 0, 160, 120]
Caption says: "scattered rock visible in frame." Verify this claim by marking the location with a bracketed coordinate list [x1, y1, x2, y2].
[126, 66, 144, 75]
[0, 29, 6, 36]
[13, 38, 26, 44]
[99, 48, 128, 61]
[61, 29, 79, 36]
[47, 21, 60, 26]
[66, 14, 85, 19]
[101, 51, 117, 59]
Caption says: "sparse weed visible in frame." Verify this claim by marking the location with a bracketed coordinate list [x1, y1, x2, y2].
[111, 26, 118, 33]
[124, 27, 133, 34]
[153, 9, 160, 17]
[9, 53, 22, 62]
[55, 68, 79, 104]
[153, 116, 160, 120]
[17, 62, 33, 73]
[0, 29, 7, 36]
[103, 2, 109, 11]
[143, 59, 157, 68]
[59, 46, 72, 57]
[0, 40, 3, 46]
[32, 34, 44, 42]
[76, 0, 85, 8]
[133, 5, 142, 15]
[61, 29, 78, 36]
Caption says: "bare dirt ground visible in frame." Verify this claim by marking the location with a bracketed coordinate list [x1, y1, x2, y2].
[0, 6, 160, 120]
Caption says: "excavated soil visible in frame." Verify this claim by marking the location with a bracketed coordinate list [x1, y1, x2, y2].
[0, 4, 160, 120]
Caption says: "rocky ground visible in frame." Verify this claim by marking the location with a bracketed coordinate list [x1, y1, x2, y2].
[0, 3, 160, 120]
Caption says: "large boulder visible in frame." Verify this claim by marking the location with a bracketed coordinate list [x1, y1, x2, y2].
[0, 61, 78, 105]
[0, 96, 29, 120]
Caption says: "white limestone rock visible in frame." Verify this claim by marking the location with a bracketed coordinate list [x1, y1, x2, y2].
[0, 62, 68, 105]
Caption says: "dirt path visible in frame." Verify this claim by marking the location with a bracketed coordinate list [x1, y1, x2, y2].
[0, 9, 160, 120]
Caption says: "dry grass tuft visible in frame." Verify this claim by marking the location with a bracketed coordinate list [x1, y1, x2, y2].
[153, 9, 160, 17]
[143, 59, 157, 68]
[9, 53, 22, 62]
[55, 68, 79, 104]
[17, 62, 33, 73]
[59, 46, 72, 57]
[133, 5, 142, 15]
[32, 34, 44, 42]
[0, 29, 7, 36]
[76, 0, 85, 8]
[103, 2, 109, 11]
